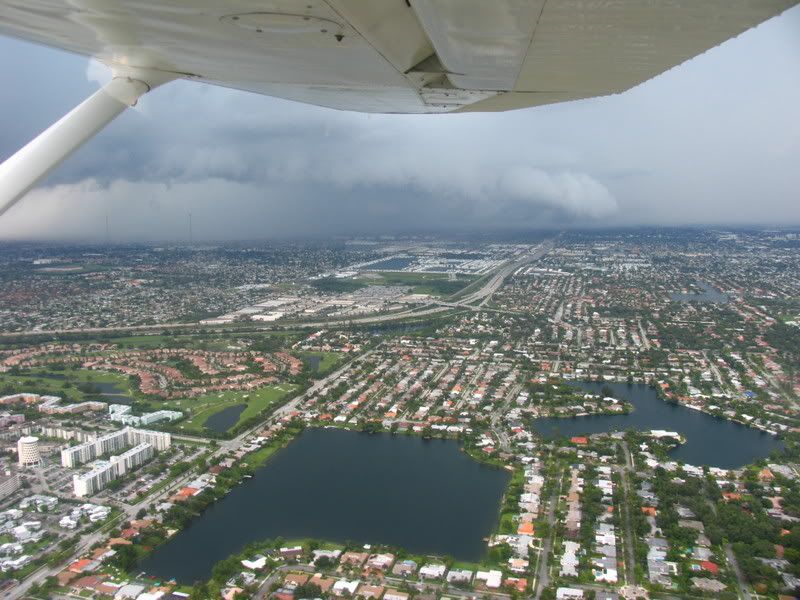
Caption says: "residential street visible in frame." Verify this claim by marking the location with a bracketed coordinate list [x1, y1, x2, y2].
[617, 441, 637, 586]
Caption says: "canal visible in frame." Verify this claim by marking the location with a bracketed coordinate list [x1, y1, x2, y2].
[531, 382, 782, 468]
[139, 428, 510, 583]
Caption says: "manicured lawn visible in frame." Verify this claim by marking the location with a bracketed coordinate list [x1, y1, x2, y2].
[242, 443, 283, 468]
[110, 334, 237, 350]
[172, 384, 297, 434]
[0, 366, 132, 402]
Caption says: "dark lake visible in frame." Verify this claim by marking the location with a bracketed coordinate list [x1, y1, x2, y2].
[367, 256, 415, 270]
[204, 404, 246, 433]
[139, 428, 510, 583]
[669, 281, 729, 303]
[532, 382, 782, 468]
[302, 354, 321, 372]
[34, 374, 131, 402]
[95, 381, 131, 403]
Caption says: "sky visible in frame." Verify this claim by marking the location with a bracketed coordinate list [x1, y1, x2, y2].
[0, 6, 799, 242]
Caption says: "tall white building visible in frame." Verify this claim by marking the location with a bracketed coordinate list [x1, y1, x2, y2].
[128, 428, 171, 451]
[17, 436, 41, 467]
[72, 461, 117, 498]
[61, 427, 170, 467]
[112, 442, 154, 476]
[72, 442, 155, 497]
[0, 471, 20, 500]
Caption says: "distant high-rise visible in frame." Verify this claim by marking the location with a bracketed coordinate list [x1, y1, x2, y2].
[17, 435, 41, 467]
[0, 470, 20, 500]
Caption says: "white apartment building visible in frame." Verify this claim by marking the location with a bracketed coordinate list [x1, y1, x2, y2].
[113, 442, 154, 475]
[109, 409, 182, 427]
[40, 426, 95, 444]
[128, 428, 171, 451]
[72, 442, 154, 497]
[0, 472, 20, 500]
[61, 427, 171, 467]
[138, 410, 182, 426]
[61, 429, 127, 467]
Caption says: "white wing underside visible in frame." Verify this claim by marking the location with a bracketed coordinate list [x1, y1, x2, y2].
[0, 0, 796, 216]
[1, 0, 797, 114]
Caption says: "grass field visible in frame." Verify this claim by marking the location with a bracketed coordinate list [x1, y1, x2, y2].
[169, 384, 298, 434]
[0, 366, 132, 401]
[109, 334, 239, 350]
[300, 351, 341, 375]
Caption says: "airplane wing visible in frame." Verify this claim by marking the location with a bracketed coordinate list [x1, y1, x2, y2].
[1, 0, 796, 114]
[0, 0, 796, 214]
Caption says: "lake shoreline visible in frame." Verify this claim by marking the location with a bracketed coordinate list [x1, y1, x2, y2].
[530, 381, 782, 468]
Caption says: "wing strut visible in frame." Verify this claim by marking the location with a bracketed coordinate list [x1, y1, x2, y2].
[0, 72, 172, 217]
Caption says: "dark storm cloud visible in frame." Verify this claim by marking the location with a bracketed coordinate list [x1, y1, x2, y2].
[0, 5, 799, 241]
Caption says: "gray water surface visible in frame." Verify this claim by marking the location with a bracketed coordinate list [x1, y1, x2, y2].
[532, 382, 781, 468]
[139, 428, 509, 583]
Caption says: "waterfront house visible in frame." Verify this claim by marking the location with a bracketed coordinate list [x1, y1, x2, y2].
[391, 560, 417, 577]
[366, 553, 395, 572]
[446, 569, 473, 585]
[241, 555, 268, 570]
[312, 549, 342, 565]
[340, 551, 369, 567]
[419, 563, 447, 580]
[114, 583, 145, 599]
[475, 570, 502, 589]
[279, 546, 304, 560]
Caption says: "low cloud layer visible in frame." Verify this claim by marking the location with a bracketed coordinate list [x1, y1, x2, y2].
[0, 5, 799, 241]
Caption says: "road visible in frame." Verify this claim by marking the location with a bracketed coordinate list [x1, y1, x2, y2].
[533, 472, 562, 600]
[489, 384, 521, 453]
[617, 441, 638, 586]
[464, 242, 553, 307]
[725, 544, 752, 600]
[704, 493, 751, 600]
[637, 319, 651, 350]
